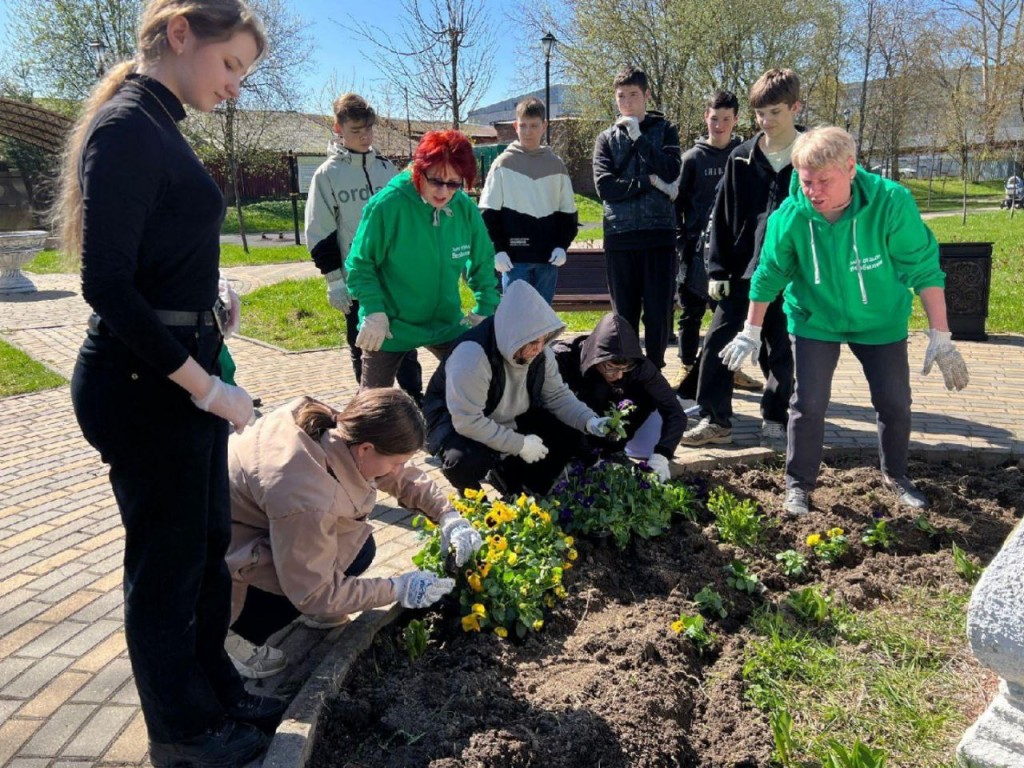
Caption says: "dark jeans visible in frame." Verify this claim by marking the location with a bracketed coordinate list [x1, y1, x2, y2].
[231, 536, 376, 645]
[435, 409, 586, 496]
[71, 325, 243, 743]
[787, 336, 911, 491]
[605, 246, 676, 368]
[696, 282, 792, 427]
[677, 239, 710, 366]
[346, 300, 423, 400]
[361, 342, 452, 391]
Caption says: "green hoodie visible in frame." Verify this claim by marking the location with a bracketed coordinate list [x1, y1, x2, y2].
[346, 170, 499, 351]
[749, 166, 944, 345]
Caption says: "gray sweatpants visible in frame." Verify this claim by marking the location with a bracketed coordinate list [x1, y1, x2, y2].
[786, 336, 912, 491]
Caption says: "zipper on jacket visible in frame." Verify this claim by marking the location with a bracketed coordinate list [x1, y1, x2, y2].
[360, 153, 374, 194]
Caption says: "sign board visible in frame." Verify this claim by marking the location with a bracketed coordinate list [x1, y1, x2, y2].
[297, 155, 321, 195]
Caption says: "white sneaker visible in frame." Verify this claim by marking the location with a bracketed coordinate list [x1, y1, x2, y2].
[680, 417, 733, 446]
[225, 631, 287, 680]
[760, 420, 786, 451]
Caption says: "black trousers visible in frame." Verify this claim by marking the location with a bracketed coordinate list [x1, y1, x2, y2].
[345, 299, 423, 400]
[435, 409, 586, 496]
[787, 337, 912, 491]
[231, 535, 376, 645]
[605, 246, 676, 368]
[71, 324, 243, 744]
[695, 282, 793, 427]
[676, 238, 711, 366]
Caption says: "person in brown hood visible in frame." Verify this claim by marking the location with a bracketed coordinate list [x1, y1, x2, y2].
[553, 313, 686, 482]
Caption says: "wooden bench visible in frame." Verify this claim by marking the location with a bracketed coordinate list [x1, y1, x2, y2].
[552, 248, 611, 311]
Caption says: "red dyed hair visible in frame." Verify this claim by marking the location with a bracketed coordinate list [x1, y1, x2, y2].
[411, 130, 477, 190]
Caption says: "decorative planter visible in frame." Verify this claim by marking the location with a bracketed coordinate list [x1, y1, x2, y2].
[939, 242, 993, 342]
[957, 518, 1024, 767]
[0, 230, 47, 294]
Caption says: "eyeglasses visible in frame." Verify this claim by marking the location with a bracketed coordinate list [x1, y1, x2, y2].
[424, 175, 464, 191]
[597, 360, 636, 375]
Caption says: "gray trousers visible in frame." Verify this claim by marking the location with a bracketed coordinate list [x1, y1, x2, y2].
[786, 336, 911, 491]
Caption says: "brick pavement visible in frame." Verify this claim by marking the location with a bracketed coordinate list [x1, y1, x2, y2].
[1, 262, 1022, 768]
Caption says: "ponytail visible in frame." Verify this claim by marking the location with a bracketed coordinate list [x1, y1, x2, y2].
[295, 399, 341, 441]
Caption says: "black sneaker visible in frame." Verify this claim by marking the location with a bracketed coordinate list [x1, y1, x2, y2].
[149, 720, 268, 768]
[882, 474, 929, 509]
[484, 469, 510, 497]
[225, 692, 289, 735]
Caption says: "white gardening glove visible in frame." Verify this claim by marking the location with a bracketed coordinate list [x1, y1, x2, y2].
[355, 312, 391, 351]
[192, 376, 256, 434]
[389, 571, 455, 609]
[325, 268, 352, 314]
[649, 175, 679, 201]
[708, 280, 730, 301]
[494, 251, 513, 273]
[615, 115, 641, 141]
[217, 274, 241, 338]
[719, 321, 762, 371]
[461, 312, 485, 328]
[647, 453, 672, 483]
[518, 434, 549, 464]
[549, 248, 567, 267]
[922, 329, 969, 391]
[586, 416, 613, 437]
[439, 510, 483, 567]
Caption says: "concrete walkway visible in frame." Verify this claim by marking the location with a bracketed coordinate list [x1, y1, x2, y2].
[1, 261, 1022, 768]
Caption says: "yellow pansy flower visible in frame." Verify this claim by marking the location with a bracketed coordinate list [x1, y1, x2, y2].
[555, 585, 567, 599]
[494, 626, 508, 638]
[564, 535, 575, 548]
[532, 619, 544, 631]
[463, 488, 483, 500]
[471, 603, 486, 617]
[671, 620, 685, 634]
[488, 534, 507, 552]
[506, 551, 518, 566]
[806, 533, 822, 547]
[567, 548, 578, 561]
[484, 512, 501, 528]
[563, 561, 573, 570]
[530, 502, 542, 515]
[544, 595, 555, 608]
[517, 493, 528, 508]
[461, 614, 481, 632]
[827, 527, 845, 538]
[467, 572, 483, 593]
[538, 510, 551, 524]
[479, 561, 492, 578]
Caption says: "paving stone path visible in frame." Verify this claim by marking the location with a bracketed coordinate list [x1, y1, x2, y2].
[1, 261, 1022, 768]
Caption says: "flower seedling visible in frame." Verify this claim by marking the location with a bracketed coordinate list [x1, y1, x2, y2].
[670, 612, 716, 654]
[694, 585, 728, 619]
[861, 518, 895, 550]
[823, 738, 889, 768]
[708, 487, 767, 549]
[786, 586, 831, 625]
[913, 514, 938, 537]
[724, 559, 760, 594]
[806, 527, 849, 564]
[951, 541, 984, 583]
[770, 708, 797, 766]
[603, 399, 636, 440]
[403, 619, 428, 665]
[775, 549, 809, 578]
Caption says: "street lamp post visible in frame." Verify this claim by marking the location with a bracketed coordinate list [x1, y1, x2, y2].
[843, 107, 852, 133]
[541, 32, 557, 146]
[88, 40, 107, 78]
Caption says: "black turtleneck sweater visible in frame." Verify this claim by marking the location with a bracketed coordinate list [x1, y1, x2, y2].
[80, 73, 224, 375]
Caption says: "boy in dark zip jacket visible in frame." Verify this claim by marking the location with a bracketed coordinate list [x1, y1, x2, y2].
[719, 127, 968, 515]
[682, 69, 802, 450]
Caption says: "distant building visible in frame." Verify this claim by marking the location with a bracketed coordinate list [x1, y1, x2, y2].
[469, 84, 576, 125]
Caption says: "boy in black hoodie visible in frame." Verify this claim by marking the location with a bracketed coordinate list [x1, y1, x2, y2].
[681, 69, 801, 450]
[593, 66, 682, 370]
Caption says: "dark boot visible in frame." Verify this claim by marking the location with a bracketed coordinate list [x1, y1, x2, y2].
[225, 692, 289, 735]
[149, 720, 268, 768]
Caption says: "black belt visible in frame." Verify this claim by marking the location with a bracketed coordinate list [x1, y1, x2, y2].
[88, 310, 217, 334]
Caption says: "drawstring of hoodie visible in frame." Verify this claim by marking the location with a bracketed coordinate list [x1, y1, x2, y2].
[851, 218, 868, 304]
[808, 219, 821, 285]
[421, 195, 455, 227]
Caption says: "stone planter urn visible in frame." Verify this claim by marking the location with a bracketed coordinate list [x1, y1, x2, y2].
[957, 518, 1024, 767]
[0, 230, 47, 294]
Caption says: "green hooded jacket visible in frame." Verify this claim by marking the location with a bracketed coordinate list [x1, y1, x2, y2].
[749, 166, 944, 345]
[345, 170, 499, 352]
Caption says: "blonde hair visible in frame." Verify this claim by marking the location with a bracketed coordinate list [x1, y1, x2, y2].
[53, 0, 266, 261]
[791, 127, 857, 171]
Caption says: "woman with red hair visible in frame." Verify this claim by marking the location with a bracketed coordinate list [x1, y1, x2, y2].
[345, 130, 500, 389]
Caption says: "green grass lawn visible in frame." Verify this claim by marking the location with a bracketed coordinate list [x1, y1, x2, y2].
[0, 339, 65, 396]
[221, 200, 303, 234]
[20, 249, 72, 274]
[904, 178, 1004, 212]
[24, 245, 306, 273]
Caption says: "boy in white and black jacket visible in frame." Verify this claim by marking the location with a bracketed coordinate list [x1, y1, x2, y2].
[304, 93, 422, 402]
[479, 97, 578, 305]
[593, 66, 681, 370]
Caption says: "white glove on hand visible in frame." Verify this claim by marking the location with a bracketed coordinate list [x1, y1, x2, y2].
[518, 434, 549, 464]
[719, 321, 762, 371]
[922, 329, 969, 391]
[217, 275, 241, 338]
[649, 175, 680, 202]
[647, 453, 672, 483]
[460, 312, 485, 328]
[676, 259, 688, 286]
[439, 510, 483, 567]
[355, 312, 391, 351]
[586, 416, 613, 437]
[708, 280, 730, 301]
[549, 248, 567, 267]
[615, 115, 642, 141]
[192, 376, 256, 434]
[494, 251, 513, 273]
[389, 570, 455, 609]
[325, 268, 352, 314]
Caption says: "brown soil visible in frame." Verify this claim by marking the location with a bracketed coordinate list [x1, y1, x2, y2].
[308, 455, 1023, 768]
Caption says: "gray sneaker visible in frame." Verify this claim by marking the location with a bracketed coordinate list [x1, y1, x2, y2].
[225, 631, 288, 680]
[760, 420, 786, 451]
[680, 417, 733, 446]
[882, 474, 929, 509]
[783, 487, 811, 515]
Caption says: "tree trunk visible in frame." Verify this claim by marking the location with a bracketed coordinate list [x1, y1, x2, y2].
[225, 102, 249, 254]
[450, 28, 460, 130]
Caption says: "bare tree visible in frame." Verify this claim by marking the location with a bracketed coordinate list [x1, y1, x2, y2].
[355, 0, 496, 129]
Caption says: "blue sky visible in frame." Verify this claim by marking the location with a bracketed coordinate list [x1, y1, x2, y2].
[0, 0, 549, 117]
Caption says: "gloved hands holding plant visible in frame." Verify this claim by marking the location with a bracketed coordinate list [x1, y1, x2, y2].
[390, 570, 455, 609]
[646, 453, 672, 483]
[439, 510, 483, 567]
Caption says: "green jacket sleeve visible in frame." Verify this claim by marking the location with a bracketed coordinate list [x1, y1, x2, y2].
[886, 187, 944, 293]
[465, 207, 499, 316]
[749, 209, 797, 303]
[345, 197, 388, 316]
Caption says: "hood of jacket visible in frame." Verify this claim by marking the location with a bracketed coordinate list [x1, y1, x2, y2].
[503, 141, 553, 159]
[689, 136, 739, 156]
[578, 313, 645, 375]
[327, 139, 383, 165]
[388, 169, 458, 226]
[494, 280, 565, 364]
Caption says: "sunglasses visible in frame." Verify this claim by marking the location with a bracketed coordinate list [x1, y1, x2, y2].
[424, 175, 464, 191]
